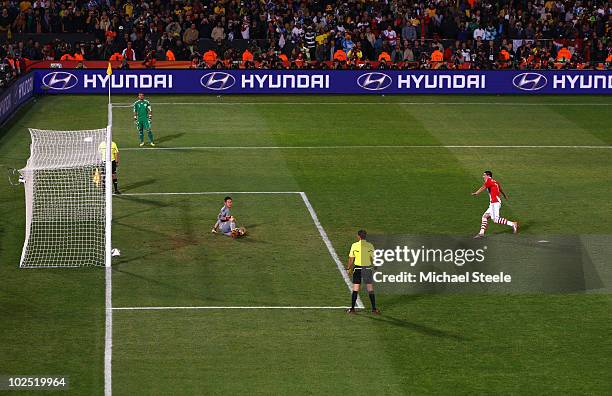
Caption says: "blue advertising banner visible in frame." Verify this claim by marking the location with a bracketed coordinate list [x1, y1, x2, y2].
[33, 69, 612, 95]
[0, 73, 35, 126]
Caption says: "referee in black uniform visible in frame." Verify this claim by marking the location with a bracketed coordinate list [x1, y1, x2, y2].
[346, 230, 380, 314]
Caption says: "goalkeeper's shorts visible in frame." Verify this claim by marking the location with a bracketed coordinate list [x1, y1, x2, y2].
[220, 221, 235, 234]
[352, 266, 374, 284]
[136, 119, 151, 130]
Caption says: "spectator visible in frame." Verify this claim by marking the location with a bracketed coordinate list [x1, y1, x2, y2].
[165, 47, 175, 61]
[183, 23, 199, 51]
[557, 46, 572, 62]
[203, 49, 217, 66]
[305, 26, 315, 60]
[473, 26, 485, 40]
[378, 50, 391, 62]
[0, 9, 11, 34]
[403, 42, 414, 62]
[211, 21, 224, 42]
[347, 42, 363, 63]
[431, 48, 444, 64]
[342, 33, 354, 54]
[242, 48, 253, 63]
[121, 41, 136, 61]
[165, 18, 181, 38]
[402, 21, 416, 42]
[0, 0, 606, 71]
[383, 26, 397, 47]
[391, 43, 403, 63]
[333, 48, 347, 62]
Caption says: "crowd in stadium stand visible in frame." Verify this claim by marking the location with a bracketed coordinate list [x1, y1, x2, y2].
[0, 0, 611, 83]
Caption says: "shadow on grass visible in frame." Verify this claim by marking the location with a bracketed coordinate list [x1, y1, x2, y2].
[233, 236, 270, 244]
[120, 178, 157, 192]
[113, 220, 169, 239]
[112, 195, 179, 221]
[155, 133, 185, 144]
[111, 267, 225, 304]
[113, 194, 173, 207]
[516, 221, 532, 233]
[365, 314, 470, 341]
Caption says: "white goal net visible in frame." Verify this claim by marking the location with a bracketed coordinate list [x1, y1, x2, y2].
[19, 128, 109, 268]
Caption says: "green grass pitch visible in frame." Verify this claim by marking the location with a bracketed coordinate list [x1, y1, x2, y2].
[0, 94, 611, 395]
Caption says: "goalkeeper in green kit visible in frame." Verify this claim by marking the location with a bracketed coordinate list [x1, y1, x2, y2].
[133, 93, 155, 147]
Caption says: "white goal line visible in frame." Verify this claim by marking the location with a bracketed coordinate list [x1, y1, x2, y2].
[104, 267, 112, 396]
[113, 306, 350, 311]
[112, 102, 612, 107]
[120, 145, 612, 151]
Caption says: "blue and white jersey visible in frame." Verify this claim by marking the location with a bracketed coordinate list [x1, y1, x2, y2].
[217, 205, 231, 222]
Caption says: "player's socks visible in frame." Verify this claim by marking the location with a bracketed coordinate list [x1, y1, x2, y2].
[113, 180, 119, 192]
[495, 217, 515, 227]
[139, 130, 144, 143]
[351, 291, 358, 309]
[368, 292, 376, 310]
[147, 130, 154, 143]
[479, 217, 488, 235]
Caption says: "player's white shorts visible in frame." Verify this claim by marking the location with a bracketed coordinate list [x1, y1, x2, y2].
[483, 201, 501, 221]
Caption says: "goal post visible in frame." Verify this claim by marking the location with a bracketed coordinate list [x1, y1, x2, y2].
[19, 128, 111, 268]
[105, 103, 112, 268]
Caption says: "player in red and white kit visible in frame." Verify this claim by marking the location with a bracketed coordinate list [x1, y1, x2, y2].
[471, 171, 519, 238]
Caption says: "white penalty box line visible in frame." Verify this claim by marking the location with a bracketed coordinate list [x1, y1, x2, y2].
[113, 306, 351, 310]
[115, 190, 364, 310]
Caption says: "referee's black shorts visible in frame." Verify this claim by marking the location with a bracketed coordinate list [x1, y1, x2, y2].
[352, 266, 374, 284]
[101, 161, 117, 175]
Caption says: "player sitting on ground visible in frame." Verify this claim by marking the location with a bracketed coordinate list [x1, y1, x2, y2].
[472, 170, 519, 238]
[211, 196, 247, 238]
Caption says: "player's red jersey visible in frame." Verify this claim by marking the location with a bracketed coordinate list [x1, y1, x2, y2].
[484, 178, 502, 203]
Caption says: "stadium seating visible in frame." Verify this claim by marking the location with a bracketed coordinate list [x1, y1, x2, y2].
[0, 0, 610, 77]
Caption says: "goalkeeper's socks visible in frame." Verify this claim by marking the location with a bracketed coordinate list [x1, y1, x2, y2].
[351, 291, 358, 309]
[113, 180, 119, 192]
[368, 292, 376, 310]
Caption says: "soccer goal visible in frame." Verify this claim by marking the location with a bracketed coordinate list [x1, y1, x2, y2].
[19, 128, 112, 268]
